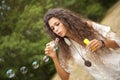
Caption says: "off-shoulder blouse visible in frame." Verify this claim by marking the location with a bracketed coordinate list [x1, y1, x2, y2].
[60, 22, 120, 80]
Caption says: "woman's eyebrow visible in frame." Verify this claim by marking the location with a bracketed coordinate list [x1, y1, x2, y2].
[54, 21, 59, 25]
[49, 22, 54, 28]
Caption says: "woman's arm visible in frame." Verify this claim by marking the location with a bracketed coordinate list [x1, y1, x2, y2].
[86, 21, 120, 51]
[45, 41, 70, 80]
[104, 39, 120, 49]
[87, 38, 120, 52]
[52, 57, 70, 80]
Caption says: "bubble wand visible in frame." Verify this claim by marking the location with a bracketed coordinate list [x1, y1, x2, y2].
[43, 38, 59, 62]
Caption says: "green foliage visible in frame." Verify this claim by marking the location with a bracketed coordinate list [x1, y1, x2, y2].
[0, 0, 54, 80]
[0, 0, 118, 80]
[53, 0, 118, 21]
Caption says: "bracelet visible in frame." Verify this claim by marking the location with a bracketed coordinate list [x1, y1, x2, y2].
[100, 40, 105, 48]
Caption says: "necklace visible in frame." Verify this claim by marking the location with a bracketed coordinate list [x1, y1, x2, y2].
[71, 40, 92, 67]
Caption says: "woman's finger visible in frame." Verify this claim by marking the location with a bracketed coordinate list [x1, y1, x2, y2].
[88, 39, 97, 49]
[46, 43, 50, 46]
[91, 40, 103, 52]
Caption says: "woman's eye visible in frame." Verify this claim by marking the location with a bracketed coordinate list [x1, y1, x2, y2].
[55, 22, 60, 26]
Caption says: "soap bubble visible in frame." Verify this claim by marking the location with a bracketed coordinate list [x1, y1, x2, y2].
[6, 69, 15, 78]
[1, 12, 3, 16]
[43, 56, 49, 62]
[32, 61, 39, 69]
[20, 66, 28, 74]
[43, 38, 59, 62]
[7, 6, 11, 10]
[2, 0, 5, 4]
[0, 58, 4, 63]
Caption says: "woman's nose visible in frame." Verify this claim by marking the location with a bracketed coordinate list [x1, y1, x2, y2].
[54, 26, 58, 32]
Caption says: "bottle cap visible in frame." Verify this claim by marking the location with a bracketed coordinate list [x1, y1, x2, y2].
[83, 38, 90, 45]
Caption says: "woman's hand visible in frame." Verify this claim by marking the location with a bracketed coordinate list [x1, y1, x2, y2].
[87, 39, 103, 52]
[45, 41, 57, 59]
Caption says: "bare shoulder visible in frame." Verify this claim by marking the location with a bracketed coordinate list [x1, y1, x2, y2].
[86, 21, 92, 28]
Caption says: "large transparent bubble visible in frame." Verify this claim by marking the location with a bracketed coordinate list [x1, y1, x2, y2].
[43, 56, 49, 62]
[20, 66, 28, 74]
[32, 61, 39, 69]
[6, 69, 15, 78]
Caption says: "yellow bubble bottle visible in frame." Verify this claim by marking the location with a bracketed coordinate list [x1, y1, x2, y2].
[83, 38, 90, 45]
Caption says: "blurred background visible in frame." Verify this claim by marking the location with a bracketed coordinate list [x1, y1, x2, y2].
[0, 0, 119, 80]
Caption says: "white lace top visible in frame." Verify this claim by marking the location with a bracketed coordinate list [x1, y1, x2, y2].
[60, 22, 120, 80]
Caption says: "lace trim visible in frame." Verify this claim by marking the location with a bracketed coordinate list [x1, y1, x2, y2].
[92, 22, 110, 37]
[58, 53, 74, 73]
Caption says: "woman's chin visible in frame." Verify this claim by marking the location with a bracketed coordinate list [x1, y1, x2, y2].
[59, 35, 64, 37]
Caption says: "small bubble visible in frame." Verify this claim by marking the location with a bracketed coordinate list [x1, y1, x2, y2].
[32, 61, 39, 69]
[1, 12, 3, 16]
[20, 66, 28, 74]
[26, 30, 31, 35]
[6, 69, 15, 78]
[2, 0, 5, 4]
[7, 6, 11, 10]
[0, 58, 4, 63]
[43, 56, 49, 62]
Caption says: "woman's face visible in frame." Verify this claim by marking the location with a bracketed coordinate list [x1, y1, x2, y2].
[48, 17, 68, 37]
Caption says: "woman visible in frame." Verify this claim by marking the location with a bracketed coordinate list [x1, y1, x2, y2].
[44, 8, 120, 80]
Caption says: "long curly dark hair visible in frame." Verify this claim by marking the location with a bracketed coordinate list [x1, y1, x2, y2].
[43, 8, 104, 60]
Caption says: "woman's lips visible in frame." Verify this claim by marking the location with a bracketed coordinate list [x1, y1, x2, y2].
[58, 32, 62, 36]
